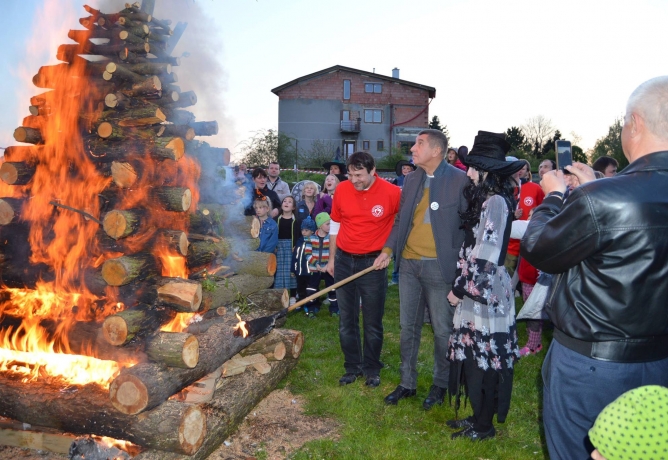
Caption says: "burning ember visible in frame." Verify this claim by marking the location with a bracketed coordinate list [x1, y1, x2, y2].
[234, 313, 248, 338]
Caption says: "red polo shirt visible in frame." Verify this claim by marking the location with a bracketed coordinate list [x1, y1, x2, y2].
[508, 181, 545, 256]
[331, 174, 401, 254]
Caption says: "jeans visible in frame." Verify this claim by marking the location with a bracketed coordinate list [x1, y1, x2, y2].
[398, 258, 453, 389]
[542, 339, 668, 460]
[335, 251, 387, 377]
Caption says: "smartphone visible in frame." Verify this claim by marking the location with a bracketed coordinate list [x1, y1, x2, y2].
[555, 140, 572, 174]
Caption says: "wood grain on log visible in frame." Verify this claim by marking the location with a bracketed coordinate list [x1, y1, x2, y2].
[146, 332, 199, 368]
[198, 274, 275, 312]
[155, 277, 202, 312]
[101, 254, 156, 286]
[246, 289, 289, 311]
[0, 162, 35, 185]
[103, 209, 143, 239]
[13, 127, 42, 144]
[0, 198, 25, 225]
[237, 329, 289, 362]
[154, 186, 191, 212]
[231, 252, 277, 277]
[160, 124, 195, 141]
[157, 229, 189, 256]
[110, 160, 138, 188]
[0, 374, 207, 455]
[102, 303, 174, 346]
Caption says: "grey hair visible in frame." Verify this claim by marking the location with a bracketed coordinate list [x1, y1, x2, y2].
[626, 76, 668, 141]
[418, 129, 448, 157]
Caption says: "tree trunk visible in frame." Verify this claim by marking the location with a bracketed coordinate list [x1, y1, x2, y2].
[237, 329, 291, 362]
[101, 254, 157, 286]
[145, 332, 199, 368]
[272, 328, 305, 359]
[102, 303, 174, 346]
[188, 209, 216, 235]
[109, 310, 272, 415]
[127, 61, 172, 75]
[104, 61, 145, 84]
[186, 239, 230, 268]
[0, 162, 35, 186]
[156, 229, 189, 256]
[110, 160, 138, 188]
[164, 109, 195, 125]
[86, 136, 184, 162]
[126, 75, 162, 97]
[0, 198, 25, 225]
[13, 127, 42, 144]
[97, 122, 160, 141]
[167, 90, 197, 109]
[98, 106, 166, 127]
[102, 209, 144, 239]
[153, 186, 192, 212]
[153, 90, 180, 107]
[0, 375, 207, 455]
[223, 215, 260, 238]
[104, 92, 131, 109]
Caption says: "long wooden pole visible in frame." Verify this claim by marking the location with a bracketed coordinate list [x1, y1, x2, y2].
[288, 265, 377, 313]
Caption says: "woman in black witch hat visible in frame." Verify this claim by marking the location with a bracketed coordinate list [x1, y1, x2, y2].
[445, 131, 524, 441]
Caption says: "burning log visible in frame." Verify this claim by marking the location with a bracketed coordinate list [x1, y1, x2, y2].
[0, 162, 35, 186]
[0, 374, 207, 455]
[102, 303, 174, 346]
[2, 146, 40, 162]
[109, 310, 272, 415]
[153, 186, 192, 212]
[230, 252, 277, 277]
[154, 277, 202, 312]
[97, 106, 167, 127]
[13, 127, 42, 144]
[157, 229, 189, 256]
[110, 160, 138, 188]
[103, 209, 143, 239]
[188, 209, 216, 235]
[96, 122, 160, 141]
[86, 136, 185, 162]
[101, 254, 157, 286]
[145, 331, 199, 369]
[160, 124, 195, 141]
[0, 198, 25, 225]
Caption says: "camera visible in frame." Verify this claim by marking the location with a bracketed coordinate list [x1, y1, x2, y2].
[555, 140, 572, 174]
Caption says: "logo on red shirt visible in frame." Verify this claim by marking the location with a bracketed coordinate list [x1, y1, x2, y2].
[371, 205, 384, 217]
[523, 197, 534, 207]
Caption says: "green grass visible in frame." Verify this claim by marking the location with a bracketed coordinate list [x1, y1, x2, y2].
[278, 267, 551, 460]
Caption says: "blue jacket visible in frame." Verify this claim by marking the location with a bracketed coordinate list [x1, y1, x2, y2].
[257, 218, 278, 253]
[292, 235, 310, 276]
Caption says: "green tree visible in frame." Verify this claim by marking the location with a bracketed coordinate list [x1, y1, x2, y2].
[506, 126, 528, 153]
[590, 117, 627, 169]
[542, 130, 562, 157]
[572, 145, 588, 163]
[239, 129, 297, 168]
[428, 115, 450, 141]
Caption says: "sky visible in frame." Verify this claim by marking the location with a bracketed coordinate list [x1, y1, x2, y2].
[1, 0, 667, 162]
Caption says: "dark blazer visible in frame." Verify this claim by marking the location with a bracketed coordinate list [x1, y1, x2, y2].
[385, 160, 468, 282]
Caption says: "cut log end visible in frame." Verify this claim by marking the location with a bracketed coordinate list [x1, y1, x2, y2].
[179, 405, 207, 455]
[103, 210, 129, 239]
[97, 122, 113, 139]
[0, 200, 17, 225]
[102, 315, 129, 346]
[250, 216, 261, 238]
[109, 374, 149, 415]
[267, 253, 277, 276]
[182, 334, 200, 368]
[110, 161, 138, 188]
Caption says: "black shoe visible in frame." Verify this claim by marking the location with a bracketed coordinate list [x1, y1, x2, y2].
[446, 416, 474, 429]
[451, 426, 496, 441]
[339, 372, 363, 385]
[384, 385, 417, 405]
[423, 385, 446, 410]
[365, 375, 380, 387]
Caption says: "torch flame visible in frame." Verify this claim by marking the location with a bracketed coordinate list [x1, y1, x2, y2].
[234, 313, 248, 338]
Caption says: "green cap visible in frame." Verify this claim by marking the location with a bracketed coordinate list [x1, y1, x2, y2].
[315, 212, 330, 228]
[589, 385, 668, 460]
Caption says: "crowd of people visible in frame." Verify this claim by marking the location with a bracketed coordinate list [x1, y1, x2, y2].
[233, 76, 668, 459]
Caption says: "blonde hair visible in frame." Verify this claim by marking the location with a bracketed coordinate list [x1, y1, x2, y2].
[324, 174, 340, 194]
[253, 198, 270, 209]
[302, 181, 318, 198]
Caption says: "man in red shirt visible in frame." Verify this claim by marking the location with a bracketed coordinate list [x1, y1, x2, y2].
[326, 152, 401, 388]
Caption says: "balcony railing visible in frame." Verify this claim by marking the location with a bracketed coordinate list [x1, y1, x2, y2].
[340, 119, 361, 133]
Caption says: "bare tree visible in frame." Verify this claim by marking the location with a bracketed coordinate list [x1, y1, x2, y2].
[521, 115, 556, 157]
[299, 139, 339, 169]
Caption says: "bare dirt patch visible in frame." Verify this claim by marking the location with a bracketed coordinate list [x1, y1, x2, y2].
[0, 389, 338, 460]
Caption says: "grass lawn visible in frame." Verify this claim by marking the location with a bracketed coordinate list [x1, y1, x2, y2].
[279, 266, 552, 460]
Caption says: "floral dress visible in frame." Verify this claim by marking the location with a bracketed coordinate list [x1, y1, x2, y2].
[448, 194, 520, 422]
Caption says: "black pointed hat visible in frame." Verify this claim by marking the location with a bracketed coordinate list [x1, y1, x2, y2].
[463, 131, 524, 176]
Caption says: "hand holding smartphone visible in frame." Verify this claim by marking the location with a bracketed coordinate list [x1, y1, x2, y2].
[555, 140, 573, 174]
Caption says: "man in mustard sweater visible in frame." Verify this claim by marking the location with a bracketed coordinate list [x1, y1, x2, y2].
[377, 129, 469, 409]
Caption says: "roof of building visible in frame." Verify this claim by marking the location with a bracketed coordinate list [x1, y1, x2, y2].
[271, 65, 436, 98]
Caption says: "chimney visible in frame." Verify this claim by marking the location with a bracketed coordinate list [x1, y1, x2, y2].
[392, 68, 400, 79]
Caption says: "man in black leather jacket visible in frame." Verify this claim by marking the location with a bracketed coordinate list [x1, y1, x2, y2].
[521, 76, 668, 460]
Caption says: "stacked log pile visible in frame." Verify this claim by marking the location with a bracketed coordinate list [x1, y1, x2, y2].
[0, 2, 300, 457]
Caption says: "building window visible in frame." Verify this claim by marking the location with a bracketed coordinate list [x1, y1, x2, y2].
[364, 83, 382, 93]
[377, 140, 384, 151]
[343, 80, 351, 100]
[364, 109, 382, 123]
[363, 140, 370, 150]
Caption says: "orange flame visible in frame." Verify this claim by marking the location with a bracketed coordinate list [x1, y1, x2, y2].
[234, 313, 248, 338]
[0, 5, 200, 387]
